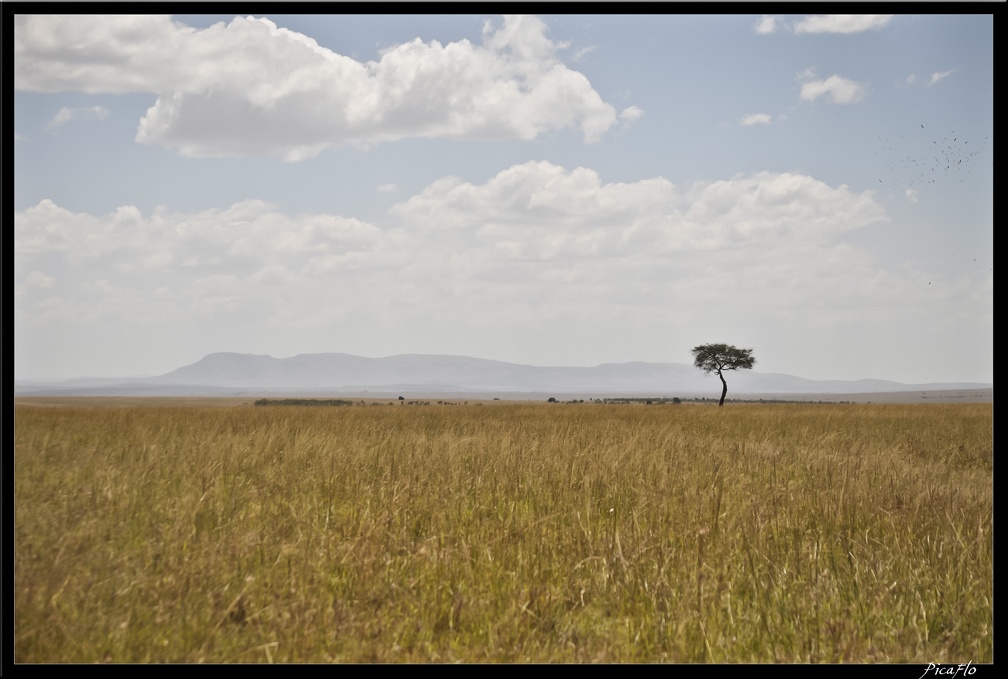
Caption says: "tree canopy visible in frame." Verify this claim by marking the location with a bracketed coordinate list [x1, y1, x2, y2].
[691, 343, 756, 406]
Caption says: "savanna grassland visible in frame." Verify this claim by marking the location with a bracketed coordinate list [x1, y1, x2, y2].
[13, 399, 992, 663]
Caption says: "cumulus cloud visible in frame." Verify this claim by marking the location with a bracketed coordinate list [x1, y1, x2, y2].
[23, 166, 888, 260]
[740, 113, 772, 126]
[18, 163, 989, 381]
[15, 164, 890, 328]
[14, 14, 621, 160]
[47, 105, 109, 128]
[798, 69, 867, 104]
[793, 15, 893, 34]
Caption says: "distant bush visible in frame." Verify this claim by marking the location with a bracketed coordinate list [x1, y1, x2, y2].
[598, 397, 681, 405]
[253, 398, 354, 407]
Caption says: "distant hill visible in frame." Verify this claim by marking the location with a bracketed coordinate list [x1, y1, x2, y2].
[13, 352, 993, 399]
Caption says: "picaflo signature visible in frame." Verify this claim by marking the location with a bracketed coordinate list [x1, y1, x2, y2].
[919, 663, 976, 679]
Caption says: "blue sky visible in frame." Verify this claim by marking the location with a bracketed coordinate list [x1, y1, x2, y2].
[12, 12, 993, 384]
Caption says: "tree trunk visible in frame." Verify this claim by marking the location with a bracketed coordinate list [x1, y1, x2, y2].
[717, 370, 728, 406]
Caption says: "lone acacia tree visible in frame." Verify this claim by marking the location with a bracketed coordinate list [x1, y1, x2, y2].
[692, 343, 756, 406]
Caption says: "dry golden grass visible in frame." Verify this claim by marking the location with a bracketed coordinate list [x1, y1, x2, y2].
[14, 400, 992, 663]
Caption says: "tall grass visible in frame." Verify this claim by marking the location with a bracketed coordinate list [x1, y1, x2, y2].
[14, 401, 992, 663]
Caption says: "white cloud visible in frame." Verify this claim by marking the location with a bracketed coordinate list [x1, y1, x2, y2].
[798, 70, 867, 104]
[15, 164, 892, 333]
[47, 105, 110, 128]
[793, 15, 893, 35]
[26, 271, 55, 288]
[17, 167, 891, 269]
[385, 165, 893, 301]
[14, 14, 620, 160]
[740, 113, 772, 126]
[15, 163, 991, 382]
[13, 15, 193, 93]
[928, 69, 955, 86]
[754, 16, 778, 34]
[619, 106, 644, 124]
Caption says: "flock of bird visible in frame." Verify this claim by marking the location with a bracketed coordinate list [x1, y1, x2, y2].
[875, 125, 990, 192]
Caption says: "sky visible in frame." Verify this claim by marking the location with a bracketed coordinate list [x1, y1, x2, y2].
[11, 11, 994, 385]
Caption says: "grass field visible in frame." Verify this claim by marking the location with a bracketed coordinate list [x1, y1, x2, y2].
[13, 399, 992, 663]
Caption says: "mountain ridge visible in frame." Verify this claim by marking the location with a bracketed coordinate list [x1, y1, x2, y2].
[14, 351, 992, 398]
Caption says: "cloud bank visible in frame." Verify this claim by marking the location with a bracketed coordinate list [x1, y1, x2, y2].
[14, 14, 624, 161]
[19, 161, 989, 381]
[14, 163, 915, 352]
